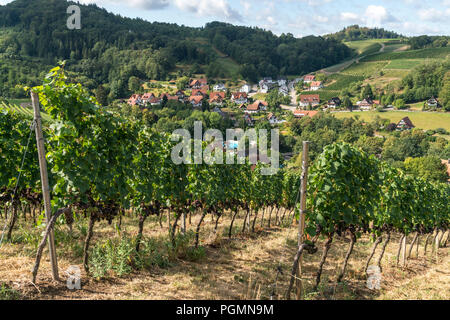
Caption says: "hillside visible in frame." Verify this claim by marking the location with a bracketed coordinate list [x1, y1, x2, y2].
[326, 25, 402, 42]
[307, 42, 450, 104]
[0, 0, 352, 100]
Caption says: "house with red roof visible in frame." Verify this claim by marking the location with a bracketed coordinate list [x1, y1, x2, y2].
[303, 75, 316, 83]
[293, 109, 319, 118]
[310, 81, 323, 91]
[246, 100, 268, 113]
[299, 94, 320, 108]
[192, 85, 209, 97]
[160, 93, 180, 102]
[141, 92, 156, 105]
[190, 78, 208, 89]
[127, 94, 142, 106]
[189, 95, 204, 108]
[148, 97, 161, 106]
[231, 92, 248, 104]
[209, 92, 226, 106]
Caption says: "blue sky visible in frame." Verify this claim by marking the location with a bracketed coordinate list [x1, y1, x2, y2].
[1, 0, 450, 37]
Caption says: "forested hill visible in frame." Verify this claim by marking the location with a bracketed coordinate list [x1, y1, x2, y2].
[0, 0, 352, 98]
[326, 25, 402, 41]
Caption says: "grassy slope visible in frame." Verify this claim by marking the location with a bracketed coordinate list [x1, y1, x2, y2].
[1, 214, 448, 300]
[314, 44, 450, 103]
[332, 111, 450, 131]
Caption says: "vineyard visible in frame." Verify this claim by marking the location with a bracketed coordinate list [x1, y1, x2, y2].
[0, 67, 449, 300]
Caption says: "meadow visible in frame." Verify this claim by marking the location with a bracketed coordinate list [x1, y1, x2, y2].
[332, 111, 450, 131]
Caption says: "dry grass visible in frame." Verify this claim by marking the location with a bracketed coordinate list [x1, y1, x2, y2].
[0, 212, 448, 300]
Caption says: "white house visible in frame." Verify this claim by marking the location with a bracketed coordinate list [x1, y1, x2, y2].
[240, 84, 252, 94]
[357, 98, 373, 111]
[310, 81, 323, 91]
[279, 85, 289, 96]
[427, 96, 439, 108]
[277, 77, 287, 87]
[213, 83, 226, 91]
[267, 113, 285, 125]
[231, 92, 248, 104]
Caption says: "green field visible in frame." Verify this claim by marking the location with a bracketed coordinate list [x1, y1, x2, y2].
[361, 46, 450, 62]
[332, 111, 450, 131]
[344, 39, 383, 56]
[342, 61, 389, 77]
[385, 59, 426, 69]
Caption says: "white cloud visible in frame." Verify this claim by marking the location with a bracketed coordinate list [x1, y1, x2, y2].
[399, 21, 442, 35]
[79, 0, 169, 10]
[174, 0, 243, 22]
[364, 5, 397, 27]
[314, 15, 329, 23]
[339, 5, 397, 27]
[340, 12, 361, 23]
[418, 8, 450, 21]
[240, 0, 251, 15]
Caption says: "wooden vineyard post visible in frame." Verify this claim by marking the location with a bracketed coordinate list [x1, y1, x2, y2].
[31, 91, 59, 281]
[296, 141, 310, 300]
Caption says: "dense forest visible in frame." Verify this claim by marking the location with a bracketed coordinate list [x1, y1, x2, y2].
[326, 25, 402, 41]
[408, 35, 450, 50]
[0, 0, 353, 99]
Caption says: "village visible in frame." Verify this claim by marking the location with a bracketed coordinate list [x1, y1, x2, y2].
[125, 74, 431, 131]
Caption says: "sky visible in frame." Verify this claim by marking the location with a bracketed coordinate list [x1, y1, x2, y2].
[1, 0, 450, 37]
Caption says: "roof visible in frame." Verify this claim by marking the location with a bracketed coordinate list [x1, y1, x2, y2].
[190, 78, 207, 86]
[232, 92, 247, 99]
[304, 75, 315, 81]
[128, 94, 141, 105]
[148, 97, 161, 104]
[246, 103, 260, 111]
[210, 91, 226, 100]
[189, 96, 204, 104]
[255, 100, 268, 106]
[397, 116, 415, 128]
[359, 98, 374, 106]
[160, 93, 179, 100]
[300, 94, 320, 103]
[142, 92, 155, 99]
[293, 110, 319, 118]
[192, 86, 208, 96]
[310, 81, 322, 87]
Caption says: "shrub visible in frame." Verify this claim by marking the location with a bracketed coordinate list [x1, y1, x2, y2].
[90, 237, 135, 278]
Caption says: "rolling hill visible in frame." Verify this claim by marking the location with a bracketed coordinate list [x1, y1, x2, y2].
[0, 0, 352, 100]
